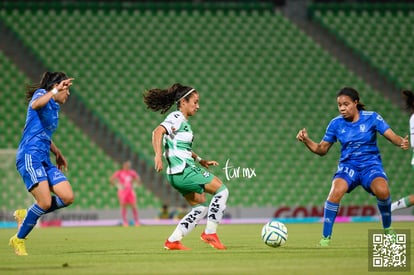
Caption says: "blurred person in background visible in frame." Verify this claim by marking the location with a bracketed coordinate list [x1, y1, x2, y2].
[144, 83, 229, 250]
[296, 87, 409, 246]
[10, 72, 75, 256]
[391, 90, 414, 212]
[110, 160, 142, 227]
[158, 204, 172, 219]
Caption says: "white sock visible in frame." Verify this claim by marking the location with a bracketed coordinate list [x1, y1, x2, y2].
[168, 205, 207, 242]
[391, 197, 409, 212]
[205, 187, 229, 234]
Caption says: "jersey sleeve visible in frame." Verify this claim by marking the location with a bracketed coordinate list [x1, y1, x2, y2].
[409, 114, 414, 148]
[29, 89, 47, 107]
[374, 112, 390, 135]
[322, 118, 337, 143]
[160, 111, 184, 135]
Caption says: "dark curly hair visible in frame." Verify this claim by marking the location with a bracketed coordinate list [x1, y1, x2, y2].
[143, 83, 197, 114]
[402, 90, 414, 112]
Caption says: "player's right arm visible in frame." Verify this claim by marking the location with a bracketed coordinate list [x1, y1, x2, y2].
[152, 125, 166, 172]
[296, 128, 332, 156]
[31, 78, 74, 110]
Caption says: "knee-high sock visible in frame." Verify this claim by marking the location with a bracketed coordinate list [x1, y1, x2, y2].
[391, 196, 410, 212]
[205, 186, 229, 234]
[322, 200, 339, 238]
[17, 204, 46, 239]
[377, 197, 392, 229]
[45, 195, 67, 214]
[168, 204, 208, 242]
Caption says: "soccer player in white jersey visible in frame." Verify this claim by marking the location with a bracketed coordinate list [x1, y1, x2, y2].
[296, 87, 409, 246]
[9, 72, 74, 256]
[391, 90, 414, 212]
[144, 83, 229, 250]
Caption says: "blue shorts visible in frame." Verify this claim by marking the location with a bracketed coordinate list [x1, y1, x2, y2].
[16, 153, 68, 191]
[333, 163, 388, 195]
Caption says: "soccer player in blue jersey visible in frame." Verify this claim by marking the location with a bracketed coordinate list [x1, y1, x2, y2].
[144, 83, 229, 250]
[9, 72, 74, 256]
[296, 87, 409, 246]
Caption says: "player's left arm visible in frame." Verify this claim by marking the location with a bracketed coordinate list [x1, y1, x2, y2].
[383, 128, 409, 150]
[192, 152, 219, 169]
[51, 141, 68, 171]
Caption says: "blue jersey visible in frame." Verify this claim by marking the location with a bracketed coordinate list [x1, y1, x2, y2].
[17, 89, 60, 157]
[323, 111, 390, 167]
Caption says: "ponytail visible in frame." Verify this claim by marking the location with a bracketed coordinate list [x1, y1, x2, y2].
[143, 83, 195, 114]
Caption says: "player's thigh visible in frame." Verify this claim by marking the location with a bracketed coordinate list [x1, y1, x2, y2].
[184, 192, 206, 206]
[204, 176, 224, 195]
[327, 178, 348, 203]
[30, 181, 53, 209]
[50, 180, 74, 205]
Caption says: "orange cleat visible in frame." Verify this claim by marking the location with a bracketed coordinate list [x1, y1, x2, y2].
[164, 240, 191, 250]
[200, 232, 227, 250]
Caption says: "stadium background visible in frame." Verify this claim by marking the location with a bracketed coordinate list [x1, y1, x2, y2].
[0, 0, 413, 224]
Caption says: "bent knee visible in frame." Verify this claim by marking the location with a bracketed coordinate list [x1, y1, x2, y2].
[61, 194, 75, 206]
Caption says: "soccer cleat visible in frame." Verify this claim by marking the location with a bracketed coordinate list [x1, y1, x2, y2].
[319, 236, 331, 247]
[9, 234, 28, 256]
[13, 209, 27, 230]
[200, 232, 227, 250]
[384, 227, 397, 243]
[164, 240, 191, 250]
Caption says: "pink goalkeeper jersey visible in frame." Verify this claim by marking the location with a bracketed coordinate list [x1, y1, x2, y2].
[112, 170, 139, 190]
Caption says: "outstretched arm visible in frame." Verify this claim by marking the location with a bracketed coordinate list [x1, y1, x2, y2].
[152, 125, 166, 172]
[296, 128, 332, 156]
[31, 78, 74, 110]
[383, 128, 409, 150]
[191, 152, 219, 169]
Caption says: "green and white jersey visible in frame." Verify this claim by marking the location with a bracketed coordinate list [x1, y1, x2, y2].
[160, 111, 195, 174]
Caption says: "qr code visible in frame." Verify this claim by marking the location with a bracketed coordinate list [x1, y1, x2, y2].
[369, 229, 410, 272]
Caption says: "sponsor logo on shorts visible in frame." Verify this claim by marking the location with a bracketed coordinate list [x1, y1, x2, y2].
[52, 171, 65, 181]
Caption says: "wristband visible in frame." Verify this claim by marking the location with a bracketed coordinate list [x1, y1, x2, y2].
[196, 156, 202, 162]
[51, 87, 58, 95]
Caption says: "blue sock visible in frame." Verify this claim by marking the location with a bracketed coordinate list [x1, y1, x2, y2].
[322, 201, 339, 238]
[377, 197, 392, 229]
[17, 204, 46, 239]
[45, 195, 67, 214]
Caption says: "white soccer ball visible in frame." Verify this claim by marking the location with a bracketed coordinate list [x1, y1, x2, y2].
[261, 220, 288, 247]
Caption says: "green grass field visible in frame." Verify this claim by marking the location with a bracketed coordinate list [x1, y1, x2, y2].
[0, 222, 413, 275]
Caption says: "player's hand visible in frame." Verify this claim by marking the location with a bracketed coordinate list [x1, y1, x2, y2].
[56, 78, 74, 92]
[55, 151, 68, 172]
[296, 128, 308, 142]
[154, 155, 163, 172]
[199, 159, 218, 169]
[400, 135, 409, 150]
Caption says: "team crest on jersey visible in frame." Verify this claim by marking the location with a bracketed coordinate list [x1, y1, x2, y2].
[359, 124, 367, 132]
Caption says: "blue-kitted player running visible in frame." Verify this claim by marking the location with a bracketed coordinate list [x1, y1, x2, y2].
[296, 87, 409, 246]
[9, 72, 74, 256]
